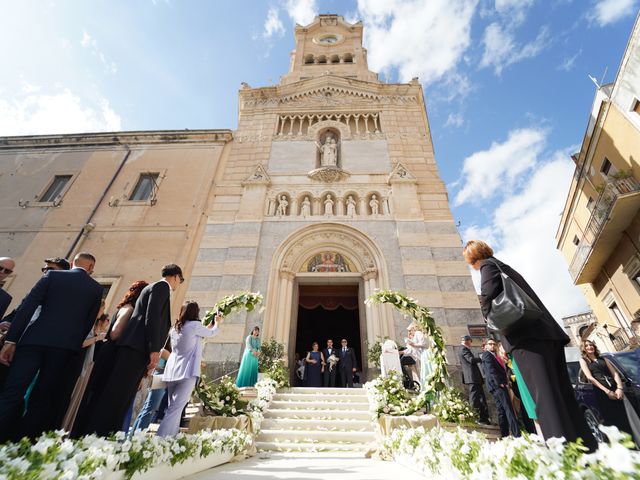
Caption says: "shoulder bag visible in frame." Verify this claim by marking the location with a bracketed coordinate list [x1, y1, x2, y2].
[485, 259, 543, 335]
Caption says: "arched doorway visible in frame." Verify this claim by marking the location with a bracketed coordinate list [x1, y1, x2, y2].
[261, 223, 393, 380]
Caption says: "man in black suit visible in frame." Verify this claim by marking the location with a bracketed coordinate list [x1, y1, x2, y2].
[0, 253, 102, 441]
[81, 264, 183, 437]
[0, 257, 16, 319]
[458, 335, 490, 425]
[322, 339, 338, 387]
[481, 338, 520, 438]
[338, 338, 357, 388]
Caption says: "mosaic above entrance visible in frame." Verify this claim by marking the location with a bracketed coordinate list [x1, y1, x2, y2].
[303, 252, 353, 272]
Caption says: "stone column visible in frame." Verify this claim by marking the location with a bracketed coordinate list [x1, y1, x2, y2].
[275, 269, 296, 343]
[336, 196, 345, 216]
[362, 276, 375, 354]
[382, 196, 391, 215]
[313, 197, 321, 216]
[291, 197, 299, 217]
[363, 268, 382, 339]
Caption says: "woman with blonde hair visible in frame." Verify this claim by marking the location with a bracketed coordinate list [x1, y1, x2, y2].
[463, 239, 596, 450]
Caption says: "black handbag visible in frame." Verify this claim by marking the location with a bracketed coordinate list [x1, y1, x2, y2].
[485, 259, 542, 334]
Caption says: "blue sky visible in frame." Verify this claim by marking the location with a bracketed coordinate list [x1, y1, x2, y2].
[1, 0, 638, 320]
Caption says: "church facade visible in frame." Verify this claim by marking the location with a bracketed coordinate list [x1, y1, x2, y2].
[0, 15, 483, 379]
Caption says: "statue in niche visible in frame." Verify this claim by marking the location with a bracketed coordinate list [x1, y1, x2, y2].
[370, 194, 380, 216]
[301, 196, 311, 217]
[276, 195, 289, 216]
[324, 194, 334, 216]
[346, 195, 357, 217]
[316, 131, 339, 167]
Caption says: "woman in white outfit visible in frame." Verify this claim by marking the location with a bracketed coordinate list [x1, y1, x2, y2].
[405, 323, 434, 391]
[157, 301, 223, 436]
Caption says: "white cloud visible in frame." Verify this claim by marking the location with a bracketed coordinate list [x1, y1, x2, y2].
[357, 0, 478, 84]
[80, 30, 117, 74]
[480, 23, 550, 75]
[558, 49, 582, 71]
[0, 86, 122, 136]
[285, 0, 318, 26]
[264, 6, 285, 38]
[494, 0, 535, 25]
[445, 112, 465, 128]
[454, 127, 546, 206]
[588, 0, 638, 26]
[461, 148, 589, 320]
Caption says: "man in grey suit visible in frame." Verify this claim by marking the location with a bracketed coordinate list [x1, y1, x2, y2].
[458, 335, 490, 425]
[80, 264, 183, 437]
[0, 253, 102, 441]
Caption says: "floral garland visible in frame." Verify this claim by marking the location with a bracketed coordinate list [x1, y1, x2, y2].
[0, 428, 250, 480]
[196, 375, 248, 416]
[364, 372, 435, 417]
[366, 290, 448, 391]
[203, 292, 263, 326]
[383, 425, 640, 479]
[246, 378, 278, 429]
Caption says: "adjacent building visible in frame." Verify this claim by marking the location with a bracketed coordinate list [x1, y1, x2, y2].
[0, 15, 484, 379]
[556, 14, 640, 351]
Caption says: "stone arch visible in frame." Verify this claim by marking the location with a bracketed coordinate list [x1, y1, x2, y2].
[343, 190, 360, 216]
[366, 191, 383, 215]
[307, 120, 351, 141]
[274, 192, 291, 217]
[296, 191, 314, 216]
[261, 222, 394, 363]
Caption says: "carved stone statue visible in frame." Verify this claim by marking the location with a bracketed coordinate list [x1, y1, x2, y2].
[317, 132, 338, 167]
[346, 195, 357, 217]
[301, 196, 311, 217]
[277, 195, 288, 216]
[370, 194, 379, 216]
[324, 194, 334, 216]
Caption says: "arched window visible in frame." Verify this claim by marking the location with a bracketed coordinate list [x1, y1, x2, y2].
[343, 53, 353, 63]
[317, 55, 327, 64]
[304, 54, 314, 65]
[330, 54, 340, 64]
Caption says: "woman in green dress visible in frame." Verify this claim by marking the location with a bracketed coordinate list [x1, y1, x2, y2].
[236, 326, 261, 387]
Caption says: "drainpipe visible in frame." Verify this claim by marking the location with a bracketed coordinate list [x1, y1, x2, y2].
[65, 147, 131, 259]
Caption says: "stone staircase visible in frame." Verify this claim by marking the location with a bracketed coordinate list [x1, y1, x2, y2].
[256, 387, 375, 452]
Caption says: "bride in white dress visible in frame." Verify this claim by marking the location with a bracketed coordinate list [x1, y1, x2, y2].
[405, 323, 434, 391]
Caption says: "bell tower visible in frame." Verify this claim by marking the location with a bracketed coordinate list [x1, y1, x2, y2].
[281, 14, 379, 85]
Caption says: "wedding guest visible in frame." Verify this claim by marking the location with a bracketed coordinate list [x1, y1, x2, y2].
[458, 335, 490, 425]
[81, 264, 183, 437]
[72, 280, 148, 436]
[338, 338, 357, 388]
[464, 240, 596, 450]
[130, 346, 171, 432]
[157, 301, 222, 436]
[61, 304, 110, 432]
[304, 342, 323, 388]
[236, 326, 261, 388]
[0, 253, 102, 442]
[321, 339, 338, 387]
[579, 340, 633, 438]
[499, 342, 537, 434]
[0, 257, 16, 319]
[481, 338, 520, 438]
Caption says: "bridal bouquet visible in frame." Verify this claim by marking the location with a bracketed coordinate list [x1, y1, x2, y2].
[327, 354, 339, 372]
[203, 292, 263, 326]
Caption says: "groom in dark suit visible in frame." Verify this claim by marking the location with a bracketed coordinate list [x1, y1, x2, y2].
[0, 252, 103, 441]
[80, 263, 183, 436]
[322, 338, 338, 387]
[338, 338, 357, 388]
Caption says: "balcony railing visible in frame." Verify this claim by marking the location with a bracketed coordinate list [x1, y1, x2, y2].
[569, 176, 640, 282]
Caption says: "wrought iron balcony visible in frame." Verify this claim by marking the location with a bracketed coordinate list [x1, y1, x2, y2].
[569, 176, 640, 284]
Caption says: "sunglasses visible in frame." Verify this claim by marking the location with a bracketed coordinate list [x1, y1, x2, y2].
[0, 267, 13, 275]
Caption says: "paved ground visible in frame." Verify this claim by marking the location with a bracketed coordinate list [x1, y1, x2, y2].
[185, 452, 425, 480]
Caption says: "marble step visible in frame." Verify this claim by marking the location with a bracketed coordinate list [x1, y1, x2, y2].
[285, 387, 366, 395]
[257, 428, 375, 443]
[255, 440, 372, 453]
[273, 393, 368, 403]
[268, 400, 370, 410]
[260, 418, 373, 432]
[264, 407, 371, 421]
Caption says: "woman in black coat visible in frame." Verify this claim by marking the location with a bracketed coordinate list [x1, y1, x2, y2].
[463, 240, 597, 451]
